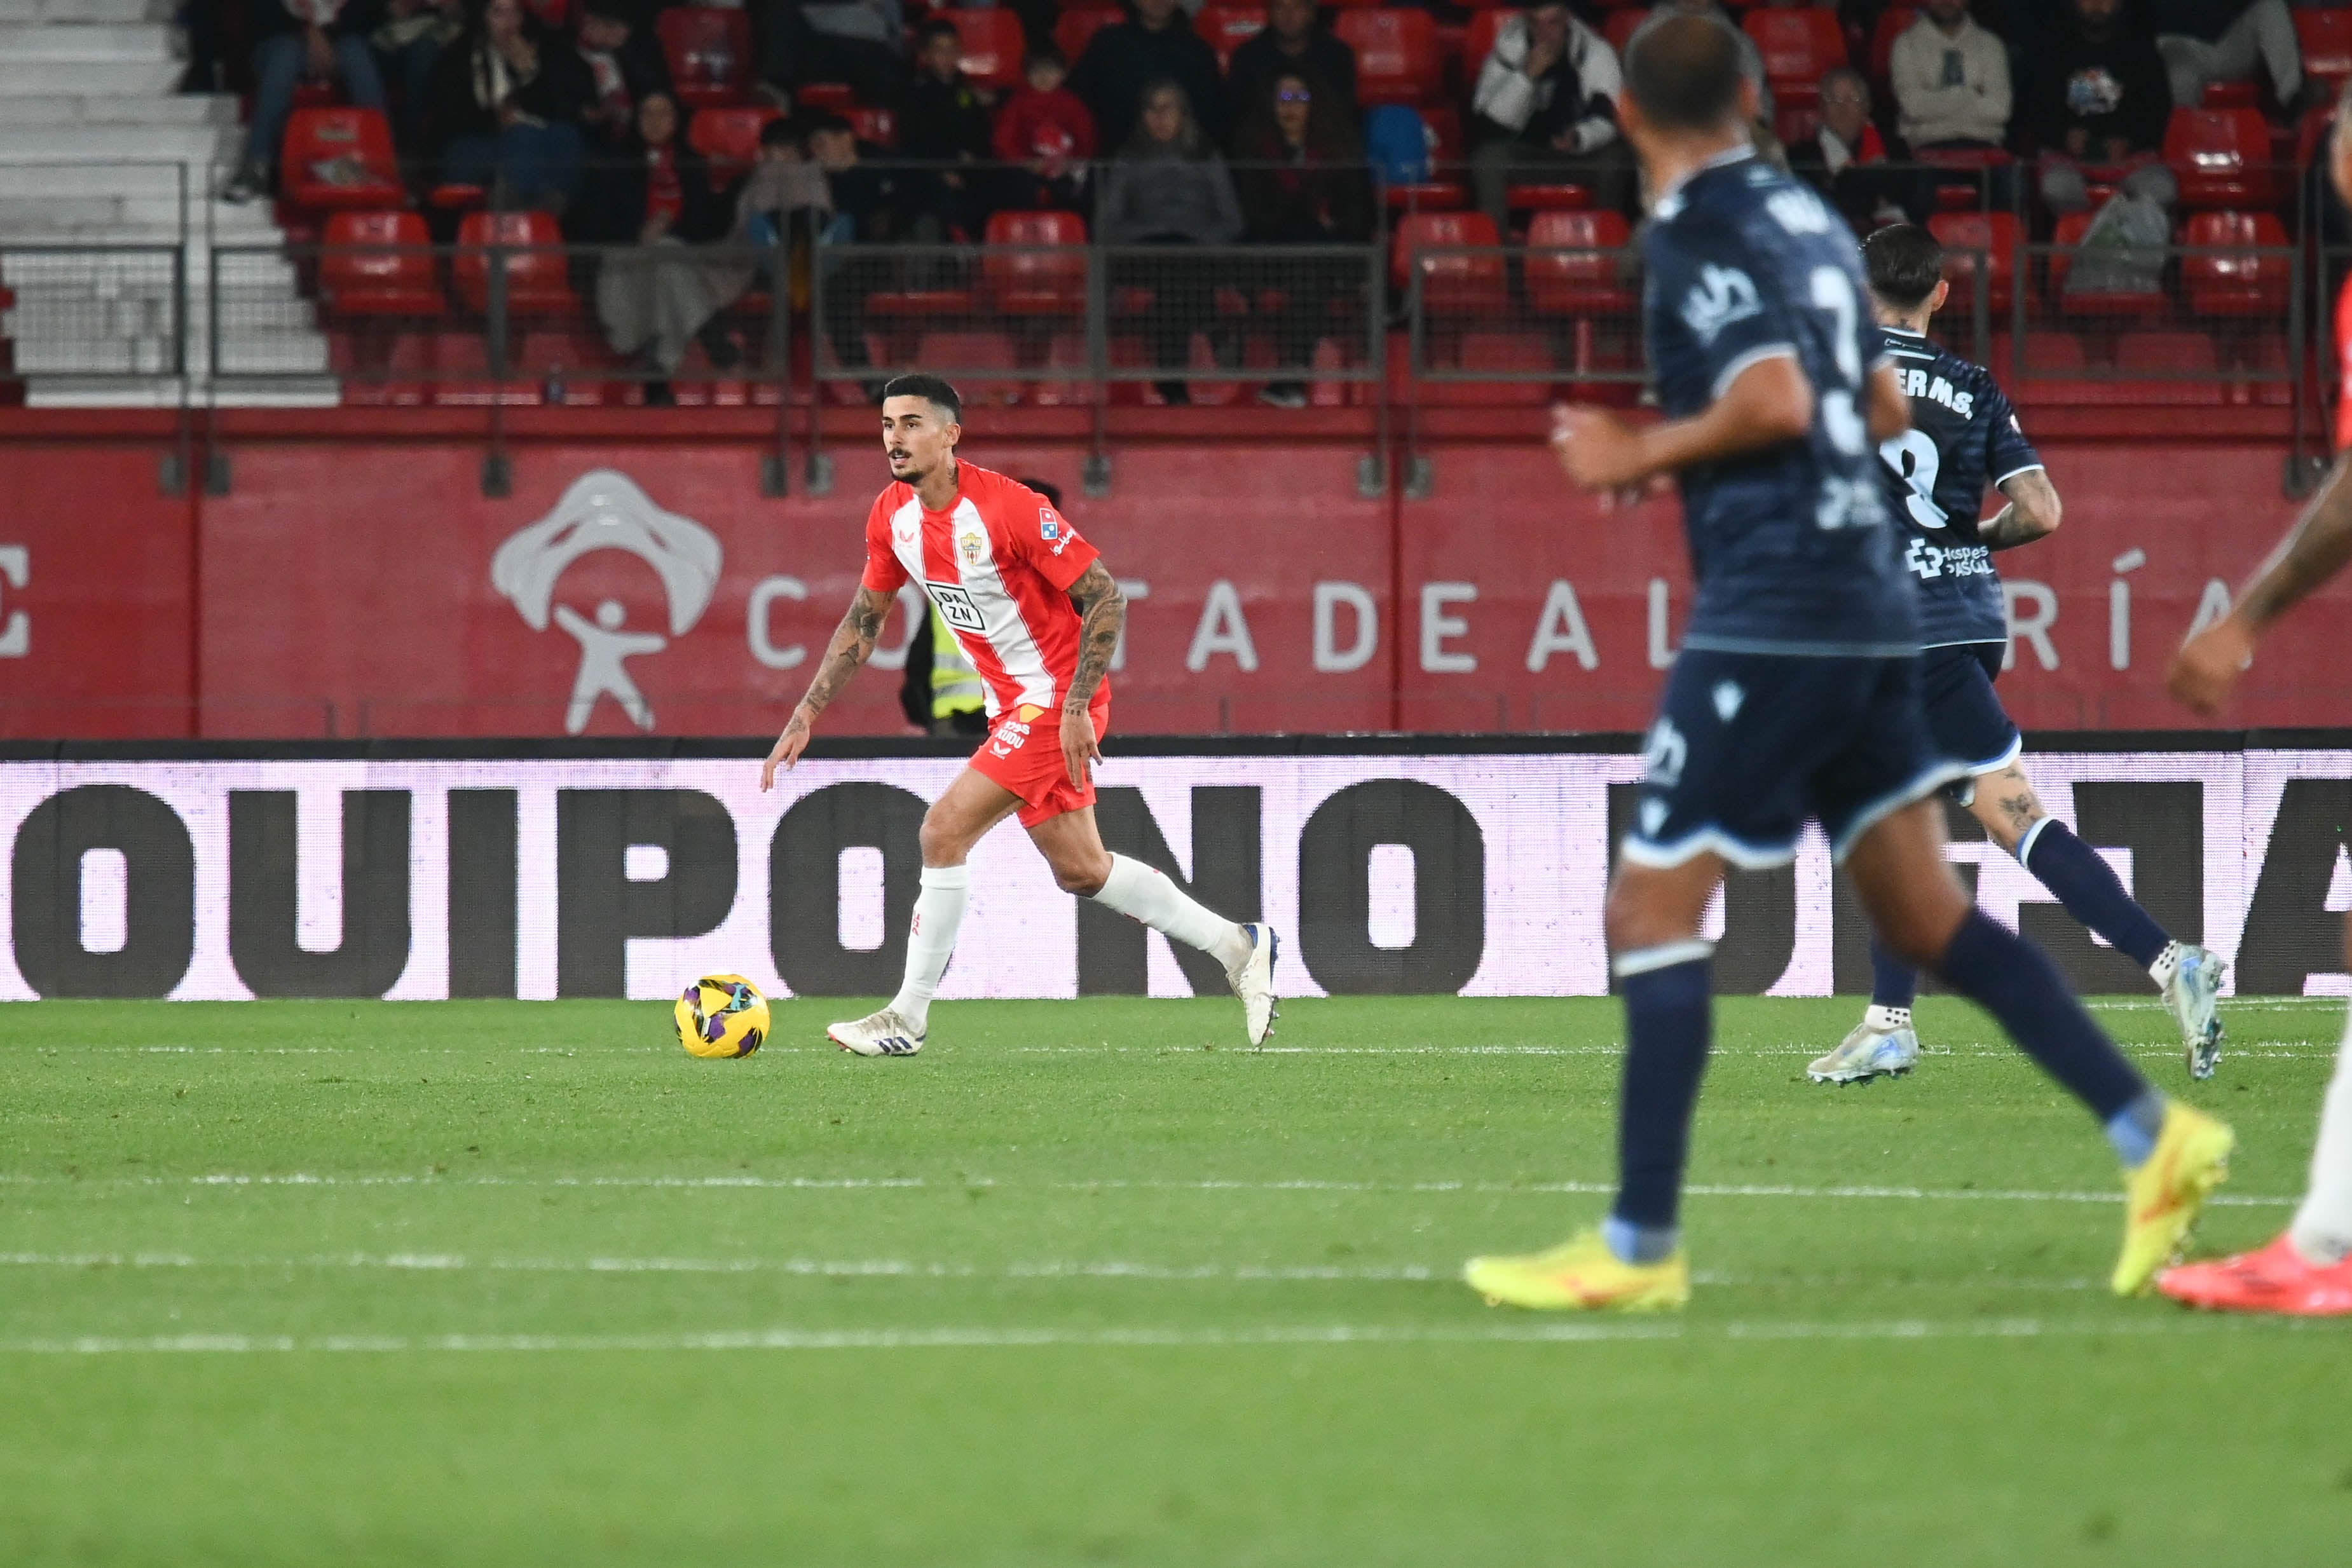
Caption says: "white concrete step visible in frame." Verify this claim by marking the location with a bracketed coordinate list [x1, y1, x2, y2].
[0, 58, 178, 93]
[0, 163, 202, 200]
[0, 125, 236, 161]
[0, 23, 175, 59]
[28, 378, 343, 409]
[0, 196, 281, 236]
[0, 94, 236, 128]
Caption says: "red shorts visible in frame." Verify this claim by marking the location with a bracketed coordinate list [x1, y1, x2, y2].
[969, 695, 1110, 828]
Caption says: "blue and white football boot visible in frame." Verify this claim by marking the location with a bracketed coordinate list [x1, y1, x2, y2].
[2157, 942, 2226, 1081]
[1807, 1006, 1920, 1085]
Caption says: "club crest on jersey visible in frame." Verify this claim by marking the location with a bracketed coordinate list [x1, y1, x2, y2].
[958, 530, 985, 566]
[1681, 265, 1761, 345]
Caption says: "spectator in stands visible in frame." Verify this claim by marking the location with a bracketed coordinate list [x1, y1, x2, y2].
[757, 0, 908, 112]
[1232, 69, 1371, 409]
[371, 0, 466, 154]
[588, 92, 750, 404]
[898, 18, 995, 239]
[1469, 0, 1631, 227]
[1096, 78, 1244, 404]
[226, 0, 394, 203]
[421, 0, 594, 210]
[1069, 0, 1226, 153]
[1789, 66, 1934, 226]
[2154, 1, 2304, 114]
[575, 0, 673, 159]
[2031, 0, 2174, 211]
[1226, 0, 1359, 126]
[994, 44, 1097, 214]
[1888, 0, 2013, 154]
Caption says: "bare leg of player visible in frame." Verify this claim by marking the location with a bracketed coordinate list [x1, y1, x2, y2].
[1028, 807, 1280, 1046]
[2159, 915, 2352, 1314]
[1822, 761, 2226, 1086]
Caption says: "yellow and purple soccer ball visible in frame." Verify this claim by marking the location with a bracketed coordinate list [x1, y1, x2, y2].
[674, 974, 770, 1058]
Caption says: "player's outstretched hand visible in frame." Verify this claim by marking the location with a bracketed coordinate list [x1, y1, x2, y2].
[2167, 617, 2255, 716]
[1061, 702, 1101, 788]
[1550, 402, 1650, 493]
[761, 709, 814, 791]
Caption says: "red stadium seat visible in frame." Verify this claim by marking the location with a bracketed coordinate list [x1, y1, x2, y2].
[941, 9, 1024, 92]
[2164, 107, 2282, 210]
[795, 82, 858, 114]
[2199, 80, 2260, 109]
[1744, 6, 1848, 107]
[847, 106, 896, 147]
[278, 108, 406, 212]
[1603, 8, 1643, 55]
[1055, 4, 1121, 65]
[1391, 211, 1505, 311]
[913, 331, 1024, 404]
[983, 210, 1088, 315]
[2181, 210, 2291, 317]
[1335, 9, 1442, 107]
[1195, 6, 1266, 69]
[1464, 10, 1507, 78]
[1507, 183, 1592, 214]
[453, 210, 577, 317]
[1524, 210, 1635, 317]
[2300, 8, 2352, 95]
[1419, 332, 1552, 406]
[1928, 210, 2018, 317]
[1868, 5, 1918, 94]
[688, 104, 783, 183]
[319, 210, 442, 316]
[655, 8, 752, 110]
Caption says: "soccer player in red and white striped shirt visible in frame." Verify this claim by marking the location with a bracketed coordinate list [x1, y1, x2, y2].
[762, 374, 1278, 1055]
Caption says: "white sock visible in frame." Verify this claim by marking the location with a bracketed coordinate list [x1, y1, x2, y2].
[2147, 940, 2184, 988]
[887, 864, 969, 1032]
[2290, 1006, 2352, 1265]
[1090, 853, 1251, 970]
[1864, 1004, 1912, 1033]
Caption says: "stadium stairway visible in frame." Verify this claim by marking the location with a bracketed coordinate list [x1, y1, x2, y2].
[0, 0, 331, 407]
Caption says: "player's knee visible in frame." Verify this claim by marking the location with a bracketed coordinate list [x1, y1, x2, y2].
[917, 807, 969, 868]
[1604, 877, 1686, 955]
[1051, 849, 1111, 897]
[1874, 889, 1969, 966]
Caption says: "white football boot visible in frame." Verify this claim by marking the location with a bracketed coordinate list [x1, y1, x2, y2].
[1226, 924, 1280, 1047]
[2157, 943, 2226, 1081]
[1807, 1006, 1920, 1085]
[827, 1007, 926, 1058]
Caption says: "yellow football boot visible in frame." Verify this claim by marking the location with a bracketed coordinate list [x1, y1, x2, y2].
[2112, 1102, 2236, 1297]
[1464, 1229, 1690, 1312]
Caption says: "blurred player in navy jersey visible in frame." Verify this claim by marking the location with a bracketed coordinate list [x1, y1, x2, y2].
[2157, 86, 2352, 1318]
[1462, 13, 2232, 1312]
[1808, 223, 2227, 1088]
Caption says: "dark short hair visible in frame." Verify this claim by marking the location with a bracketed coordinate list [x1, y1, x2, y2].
[919, 18, 961, 46]
[1018, 476, 1063, 510]
[758, 116, 800, 149]
[1625, 14, 1747, 132]
[1862, 223, 1947, 310]
[883, 373, 963, 424]
[803, 110, 853, 138]
[579, 0, 629, 22]
[1024, 43, 1066, 72]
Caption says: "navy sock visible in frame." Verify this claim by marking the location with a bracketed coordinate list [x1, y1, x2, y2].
[1612, 951, 1714, 1235]
[1870, 934, 1920, 1011]
[2020, 819, 2170, 971]
[1930, 908, 2149, 1122]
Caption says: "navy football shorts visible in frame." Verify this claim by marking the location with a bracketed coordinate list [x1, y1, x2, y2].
[1622, 649, 1969, 869]
[1918, 642, 2023, 807]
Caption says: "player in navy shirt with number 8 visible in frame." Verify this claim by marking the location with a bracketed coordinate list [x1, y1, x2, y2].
[1460, 14, 2229, 1316]
[1808, 224, 2227, 1090]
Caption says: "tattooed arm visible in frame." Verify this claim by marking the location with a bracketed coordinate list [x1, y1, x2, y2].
[761, 585, 896, 789]
[1058, 559, 1125, 787]
[2170, 457, 2352, 715]
[1980, 468, 2061, 552]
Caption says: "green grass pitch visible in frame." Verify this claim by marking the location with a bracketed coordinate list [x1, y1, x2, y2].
[1, 993, 2348, 1566]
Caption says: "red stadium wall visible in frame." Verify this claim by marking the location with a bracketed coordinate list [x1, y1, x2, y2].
[0, 434, 2340, 739]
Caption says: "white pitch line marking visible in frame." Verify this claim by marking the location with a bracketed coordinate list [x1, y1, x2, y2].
[0, 1315, 2324, 1356]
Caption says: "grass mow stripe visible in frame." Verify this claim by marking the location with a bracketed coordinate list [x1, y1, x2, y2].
[0, 1316, 2314, 1356]
[0, 1171, 2302, 1206]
